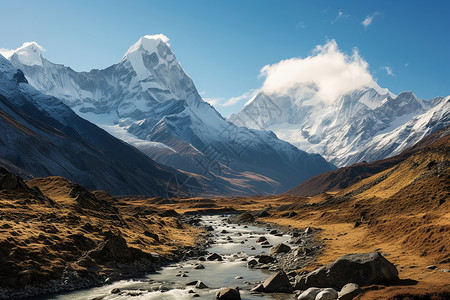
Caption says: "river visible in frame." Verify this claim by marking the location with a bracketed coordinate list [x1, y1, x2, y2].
[43, 214, 298, 299]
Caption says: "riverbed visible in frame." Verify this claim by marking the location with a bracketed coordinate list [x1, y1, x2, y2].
[43, 214, 298, 299]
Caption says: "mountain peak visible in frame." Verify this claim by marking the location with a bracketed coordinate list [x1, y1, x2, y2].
[122, 34, 170, 59]
[1, 42, 45, 66]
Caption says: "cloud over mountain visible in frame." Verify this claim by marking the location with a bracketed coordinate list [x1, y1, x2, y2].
[259, 40, 374, 105]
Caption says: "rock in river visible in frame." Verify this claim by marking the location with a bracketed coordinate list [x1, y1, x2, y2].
[207, 253, 223, 261]
[257, 255, 274, 264]
[262, 271, 293, 293]
[195, 281, 208, 289]
[216, 287, 241, 299]
[256, 236, 267, 243]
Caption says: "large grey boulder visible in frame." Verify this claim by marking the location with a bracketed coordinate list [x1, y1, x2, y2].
[216, 287, 241, 299]
[262, 271, 293, 293]
[338, 283, 362, 300]
[294, 252, 398, 290]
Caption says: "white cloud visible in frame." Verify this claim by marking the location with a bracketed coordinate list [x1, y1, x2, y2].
[259, 40, 375, 105]
[382, 66, 394, 76]
[0, 42, 46, 59]
[362, 12, 381, 28]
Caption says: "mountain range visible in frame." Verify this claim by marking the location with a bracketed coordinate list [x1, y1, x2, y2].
[2, 36, 335, 196]
[230, 84, 449, 167]
[2, 35, 448, 197]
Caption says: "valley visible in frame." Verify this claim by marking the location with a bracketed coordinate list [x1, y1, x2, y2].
[0, 126, 448, 299]
[0, 5, 449, 299]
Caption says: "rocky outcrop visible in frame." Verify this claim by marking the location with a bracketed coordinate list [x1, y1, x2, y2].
[294, 252, 398, 290]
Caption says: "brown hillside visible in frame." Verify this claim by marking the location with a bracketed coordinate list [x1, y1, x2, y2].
[0, 170, 200, 291]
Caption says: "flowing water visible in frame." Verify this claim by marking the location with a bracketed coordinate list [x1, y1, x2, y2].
[44, 215, 297, 299]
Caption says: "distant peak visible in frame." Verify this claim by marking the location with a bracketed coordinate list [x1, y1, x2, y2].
[0, 41, 45, 66]
[122, 34, 170, 60]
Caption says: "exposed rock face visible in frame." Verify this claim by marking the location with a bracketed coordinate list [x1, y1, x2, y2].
[294, 252, 398, 290]
[216, 287, 241, 299]
[262, 271, 293, 293]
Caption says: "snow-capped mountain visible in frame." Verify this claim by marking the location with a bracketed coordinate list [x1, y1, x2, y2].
[0, 54, 194, 197]
[5, 36, 335, 195]
[230, 83, 449, 167]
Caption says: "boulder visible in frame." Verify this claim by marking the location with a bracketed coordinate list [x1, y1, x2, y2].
[257, 255, 274, 264]
[338, 283, 362, 300]
[250, 283, 264, 292]
[247, 259, 258, 267]
[256, 236, 267, 243]
[298, 287, 323, 300]
[194, 264, 205, 269]
[216, 287, 241, 299]
[316, 288, 338, 300]
[195, 281, 208, 289]
[207, 253, 223, 261]
[262, 271, 293, 293]
[294, 252, 398, 290]
[270, 243, 291, 254]
[229, 212, 255, 223]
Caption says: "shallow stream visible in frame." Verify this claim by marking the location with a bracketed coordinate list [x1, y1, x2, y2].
[45, 214, 297, 299]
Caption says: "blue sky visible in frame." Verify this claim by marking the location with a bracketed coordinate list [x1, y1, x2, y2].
[1, 0, 449, 116]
